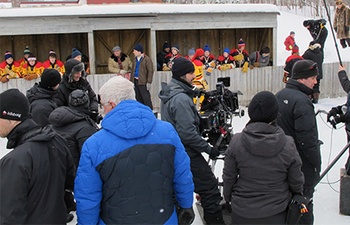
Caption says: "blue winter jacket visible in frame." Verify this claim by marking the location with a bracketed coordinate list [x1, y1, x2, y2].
[74, 100, 194, 225]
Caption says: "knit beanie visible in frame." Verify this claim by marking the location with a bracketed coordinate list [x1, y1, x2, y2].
[23, 46, 31, 55]
[0, 89, 30, 121]
[291, 59, 319, 80]
[248, 91, 279, 123]
[112, 46, 121, 52]
[134, 43, 144, 53]
[188, 48, 195, 56]
[40, 69, 61, 89]
[69, 89, 90, 110]
[172, 57, 195, 79]
[292, 45, 299, 53]
[49, 50, 57, 58]
[163, 41, 170, 50]
[203, 44, 211, 52]
[4, 51, 13, 60]
[27, 54, 36, 61]
[223, 47, 230, 54]
[195, 48, 204, 57]
[71, 48, 82, 59]
[238, 39, 246, 48]
[172, 44, 180, 52]
[290, 31, 295, 35]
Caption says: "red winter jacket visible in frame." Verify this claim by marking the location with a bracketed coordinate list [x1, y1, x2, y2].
[284, 36, 295, 51]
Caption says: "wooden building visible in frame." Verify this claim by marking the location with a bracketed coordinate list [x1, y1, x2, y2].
[0, 3, 279, 74]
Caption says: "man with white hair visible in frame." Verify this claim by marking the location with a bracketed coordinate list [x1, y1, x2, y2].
[74, 76, 195, 225]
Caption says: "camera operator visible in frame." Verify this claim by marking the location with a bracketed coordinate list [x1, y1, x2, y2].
[327, 65, 350, 176]
[159, 57, 225, 225]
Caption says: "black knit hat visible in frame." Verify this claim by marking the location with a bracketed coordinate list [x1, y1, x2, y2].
[69, 89, 90, 110]
[0, 89, 30, 121]
[172, 57, 195, 79]
[291, 59, 319, 80]
[40, 69, 61, 89]
[248, 91, 279, 123]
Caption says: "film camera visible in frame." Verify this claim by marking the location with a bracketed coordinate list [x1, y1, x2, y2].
[199, 77, 244, 149]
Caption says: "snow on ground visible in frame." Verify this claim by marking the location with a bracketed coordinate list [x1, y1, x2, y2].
[1, 5, 350, 225]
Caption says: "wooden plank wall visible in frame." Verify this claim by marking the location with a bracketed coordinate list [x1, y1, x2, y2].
[0, 62, 346, 110]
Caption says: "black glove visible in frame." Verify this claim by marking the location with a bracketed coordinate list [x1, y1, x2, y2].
[291, 194, 310, 206]
[327, 106, 342, 122]
[209, 147, 220, 160]
[178, 207, 195, 225]
[334, 114, 347, 124]
[91, 111, 103, 124]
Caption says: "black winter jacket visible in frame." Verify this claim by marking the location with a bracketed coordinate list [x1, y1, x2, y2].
[159, 78, 212, 156]
[0, 119, 75, 224]
[302, 45, 323, 79]
[223, 122, 304, 219]
[49, 106, 99, 167]
[55, 74, 98, 112]
[276, 79, 321, 186]
[26, 83, 58, 127]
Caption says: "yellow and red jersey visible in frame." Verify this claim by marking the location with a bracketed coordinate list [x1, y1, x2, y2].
[0, 60, 21, 79]
[21, 61, 44, 80]
[42, 59, 65, 75]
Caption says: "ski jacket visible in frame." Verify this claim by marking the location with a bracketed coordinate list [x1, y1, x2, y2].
[42, 59, 65, 75]
[108, 53, 133, 75]
[276, 79, 321, 186]
[130, 54, 154, 85]
[49, 106, 99, 167]
[74, 100, 194, 225]
[0, 119, 75, 224]
[159, 78, 212, 156]
[55, 73, 98, 112]
[302, 44, 323, 79]
[26, 83, 58, 127]
[284, 54, 303, 75]
[284, 35, 296, 51]
[223, 122, 304, 219]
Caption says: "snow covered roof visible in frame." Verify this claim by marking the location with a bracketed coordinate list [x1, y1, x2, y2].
[0, 3, 279, 18]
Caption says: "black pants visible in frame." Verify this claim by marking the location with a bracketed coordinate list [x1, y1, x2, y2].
[340, 38, 350, 48]
[313, 78, 321, 93]
[231, 210, 286, 224]
[188, 150, 222, 214]
[134, 79, 153, 110]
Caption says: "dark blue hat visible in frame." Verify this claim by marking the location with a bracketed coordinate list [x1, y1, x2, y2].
[134, 43, 144, 53]
[71, 48, 82, 59]
[163, 42, 170, 50]
[203, 44, 211, 52]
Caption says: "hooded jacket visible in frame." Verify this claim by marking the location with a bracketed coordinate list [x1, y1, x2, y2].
[158, 78, 212, 156]
[74, 100, 194, 225]
[26, 83, 58, 127]
[55, 73, 98, 112]
[276, 79, 321, 186]
[49, 106, 99, 167]
[0, 119, 75, 224]
[223, 122, 304, 219]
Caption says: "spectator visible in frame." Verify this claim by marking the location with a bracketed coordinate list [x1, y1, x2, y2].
[302, 41, 323, 103]
[157, 41, 170, 71]
[223, 91, 304, 225]
[74, 76, 194, 225]
[283, 45, 303, 83]
[42, 50, 65, 75]
[21, 53, 44, 81]
[131, 43, 154, 110]
[108, 45, 132, 80]
[202, 44, 216, 76]
[284, 31, 296, 51]
[192, 48, 209, 92]
[249, 46, 271, 68]
[303, 19, 328, 54]
[164, 44, 181, 71]
[0, 51, 21, 83]
[276, 59, 321, 225]
[216, 47, 235, 71]
[66, 48, 90, 74]
[55, 59, 99, 113]
[186, 48, 196, 61]
[333, 0, 350, 48]
[159, 57, 224, 225]
[0, 89, 75, 224]
[17, 46, 31, 67]
[230, 39, 250, 72]
[26, 69, 62, 127]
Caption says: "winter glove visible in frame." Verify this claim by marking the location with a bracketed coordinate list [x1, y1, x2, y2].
[249, 64, 254, 69]
[289, 45, 293, 50]
[209, 147, 220, 160]
[253, 62, 260, 67]
[177, 207, 195, 225]
[162, 64, 171, 71]
[206, 67, 213, 76]
[146, 83, 152, 91]
[91, 111, 103, 124]
[23, 73, 39, 81]
[233, 53, 244, 62]
[283, 71, 289, 83]
[327, 106, 342, 122]
[119, 69, 127, 75]
[241, 61, 249, 73]
[0, 75, 9, 83]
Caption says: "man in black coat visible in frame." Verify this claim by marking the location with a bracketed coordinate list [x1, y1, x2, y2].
[55, 59, 99, 113]
[276, 60, 321, 225]
[0, 89, 75, 224]
[302, 41, 323, 103]
[26, 68, 61, 126]
[303, 19, 328, 55]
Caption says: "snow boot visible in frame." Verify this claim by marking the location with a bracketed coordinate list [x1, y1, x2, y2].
[66, 213, 74, 223]
[340, 39, 347, 48]
[204, 210, 225, 225]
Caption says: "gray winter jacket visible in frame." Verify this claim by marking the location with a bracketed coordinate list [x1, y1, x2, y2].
[223, 122, 304, 219]
[159, 78, 212, 155]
